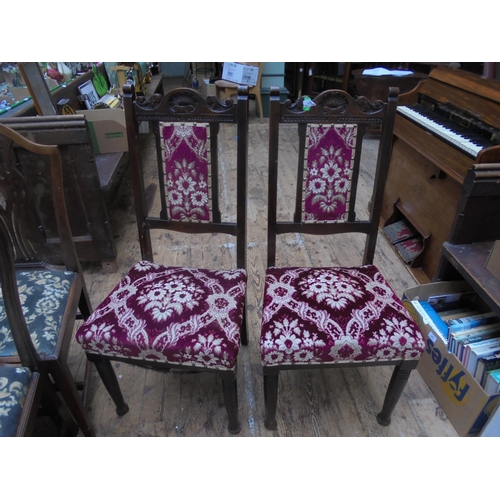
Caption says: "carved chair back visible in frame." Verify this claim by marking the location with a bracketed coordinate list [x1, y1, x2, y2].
[123, 84, 249, 270]
[267, 86, 398, 267]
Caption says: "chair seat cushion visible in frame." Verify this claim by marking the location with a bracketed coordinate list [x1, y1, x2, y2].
[76, 261, 247, 370]
[260, 265, 425, 366]
[0, 269, 75, 358]
[0, 365, 31, 437]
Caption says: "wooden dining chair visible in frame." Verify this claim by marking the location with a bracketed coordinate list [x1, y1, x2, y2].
[216, 63, 264, 123]
[75, 85, 249, 434]
[260, 87, 426, 431]
[0, 123, 94, 436]
[1, 215, 79, 437]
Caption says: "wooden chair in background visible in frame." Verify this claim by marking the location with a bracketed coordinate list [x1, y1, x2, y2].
[216, 62, 264, 124]
[75, 85, 249, 434]
[0, 123, 93, 436]
[260, 87, 426, 430]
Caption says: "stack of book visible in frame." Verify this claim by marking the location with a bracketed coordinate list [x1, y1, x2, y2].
[383, 219, 423, 264]
[414, 291, 500, 394]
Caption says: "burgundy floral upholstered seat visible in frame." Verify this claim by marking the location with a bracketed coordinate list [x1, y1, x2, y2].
[261, 87, 426, 431]
[75, 85, 249, 434]
[77, 261, 247, 370]
[260, 265, 424, 367]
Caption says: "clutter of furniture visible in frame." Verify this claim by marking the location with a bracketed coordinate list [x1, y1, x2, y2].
[3, 62, 499, 436]
[0, 123, 94, 436]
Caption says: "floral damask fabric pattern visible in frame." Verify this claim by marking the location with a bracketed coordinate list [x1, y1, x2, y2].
[76, 261, 247, 370]
[303, 124, 357, 222]
[160, 122, 212, 222]
[0, 270, 74, 357]
[0, 365, 30, 437]
[260, 265, 425, 367]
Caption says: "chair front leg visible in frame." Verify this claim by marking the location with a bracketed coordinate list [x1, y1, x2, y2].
[263, 370, 279, 431]
[220, 371, 241, 434]
[376, 361, 415, 426]
[88, 353, 129, 417]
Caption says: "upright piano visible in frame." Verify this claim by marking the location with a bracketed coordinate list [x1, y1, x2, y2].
[380, 65, 500, 283]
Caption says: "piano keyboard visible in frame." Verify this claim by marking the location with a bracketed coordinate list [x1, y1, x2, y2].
[397, 105, 484, 157]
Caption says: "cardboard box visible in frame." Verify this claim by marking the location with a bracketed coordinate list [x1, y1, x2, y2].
[403, 281, 500, 436]
[222, 63, 259, 87]
[486, 240, 500, 281]
[76, 108, 128, 154]
[201, 79, 217, 97]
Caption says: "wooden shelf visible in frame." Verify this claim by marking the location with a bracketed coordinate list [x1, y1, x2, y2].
[441, 241, 500, 316]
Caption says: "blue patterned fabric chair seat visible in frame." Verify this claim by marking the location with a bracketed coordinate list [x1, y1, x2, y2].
[0, 269, 75, 358]
[0, 364, 31, 437]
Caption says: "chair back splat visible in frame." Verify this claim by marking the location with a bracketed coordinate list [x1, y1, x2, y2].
[261, 87, 426, 431]
[0, 123, 92, 436]
[76, 85, 249, 434]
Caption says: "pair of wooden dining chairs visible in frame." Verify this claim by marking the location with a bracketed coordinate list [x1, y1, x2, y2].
[0, 84, 425, 436]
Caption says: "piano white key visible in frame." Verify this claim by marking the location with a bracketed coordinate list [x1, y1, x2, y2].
[398, 106, 482, 157]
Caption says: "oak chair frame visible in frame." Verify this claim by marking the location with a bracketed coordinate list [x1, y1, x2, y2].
[81, 84, 249, 434]
[262, 86, 421, 430]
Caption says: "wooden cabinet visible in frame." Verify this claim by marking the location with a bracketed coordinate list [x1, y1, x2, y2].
[435, 164, 500, 317]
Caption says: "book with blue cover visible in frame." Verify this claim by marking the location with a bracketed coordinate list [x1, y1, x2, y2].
[450, 322, 500, 359]
[414, 300, 450, 341]
[447, 311, 500, 333]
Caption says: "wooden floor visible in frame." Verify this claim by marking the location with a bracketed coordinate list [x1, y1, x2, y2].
[66, 77, 459, 437]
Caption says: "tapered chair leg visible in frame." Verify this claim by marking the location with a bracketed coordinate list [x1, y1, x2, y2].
[89, 354, 129, 417]
[40, 371, 79, 436]
[263, 372, 279, 431]
[48, 359, 95, 436]
[220, 372, 241, 435]
[376, 364, 413, 426]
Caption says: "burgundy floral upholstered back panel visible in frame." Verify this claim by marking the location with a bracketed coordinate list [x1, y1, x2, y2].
[303, 124, 357, 222]
[160, 122, 211, 222]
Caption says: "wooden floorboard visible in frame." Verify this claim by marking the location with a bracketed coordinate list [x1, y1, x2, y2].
[69, 77, 458, 437]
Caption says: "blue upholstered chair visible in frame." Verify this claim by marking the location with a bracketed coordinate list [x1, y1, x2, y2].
[0, 123, 93, 436]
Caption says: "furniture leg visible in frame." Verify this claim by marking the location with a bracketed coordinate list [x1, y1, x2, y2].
[376, 364, 413, 426]
[88, 354, 130, 417]
[48, 358, 95, 436]
[40, 371, 79, 436]
[263, 372, 279, 431]
[220, 372, 241, 434]
[240, 305, 248, 346]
